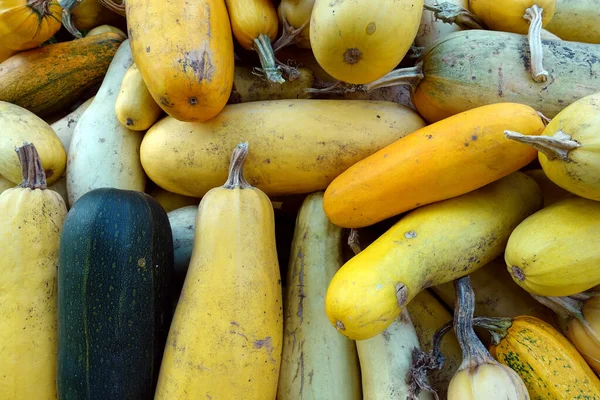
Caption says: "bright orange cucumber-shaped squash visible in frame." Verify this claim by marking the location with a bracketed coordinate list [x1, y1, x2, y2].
[323, 102, 544, 228]
[225, 0, 284, 83]
[127, 0, 235, 122]
[310, 0, 423, 85]
[0, 0, 62, 51]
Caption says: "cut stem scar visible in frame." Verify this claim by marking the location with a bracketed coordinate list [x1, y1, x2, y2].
[59, 0, 83, 39]
[524, 5, 548, 82]
[253, 34, 285, 84]
[424, 2, 486, 29]
[504, 130, 581, 161]
[273, 10, 309, 53]
[16, 143, 47, 190]
[223, 142, 251, 189]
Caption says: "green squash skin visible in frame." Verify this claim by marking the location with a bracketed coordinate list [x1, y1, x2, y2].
[57, 188, 174, 400]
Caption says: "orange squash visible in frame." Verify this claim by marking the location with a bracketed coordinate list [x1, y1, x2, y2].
[323, 103, 544, 228]
[0, 44, 16, 63]
[127, 0, 234, 122]
[0, 0, 62, 51]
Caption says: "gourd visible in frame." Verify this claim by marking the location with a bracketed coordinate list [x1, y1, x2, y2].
[0, 32, 124, 117]
[278, 192, 361, 400]
[277, 0, 314, 49]
[523, 169, 570, 207]
[150, 186, 199, 213]
[506, 196, 600, 297]
[167, 205, 197, 293]
[155, 143, 283, 399]
[323, 102, 544, 228]
[0, 0, 62, 51]
[506, 91, 600, 201]
[67, 40, 146, 206]
[0, 143, 67, 399]
[0, 101, 66, 185]
[226, 0, 284, 83]
[545, 0, 600, 44]
[57, 187, 174, 399]
[310, 0, 424, 84]
[50, 97, 94, 152]
[325, 171, 542, 341]
[127, 0, 234, 122]
[140, 99, 425, 198]
[228, 65, 313, 104]
[115, 63, 163, 131]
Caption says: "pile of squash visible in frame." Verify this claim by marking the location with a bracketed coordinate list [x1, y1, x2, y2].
[2, 0, 600, 398]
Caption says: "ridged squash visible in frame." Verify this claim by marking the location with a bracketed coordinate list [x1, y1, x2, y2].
[469, 0, 556, 33]
[310, 0, 424, 84]
[545, 0, 600, 43]
[127, 0, 234, 122]
[523, 169, 570, 207]
[0, 0, 62, 51]
[0, 101, 66, 185]
[155, 143, 283, 399]
[50, 97, 94, 153]
[506, 196, 600, 296]
[277, 0, 314, 48]
[140, 100, 425, 198]
[115, 63, 162, 131]
[325, 172, 542, 340]
[0, 143, 67, 399]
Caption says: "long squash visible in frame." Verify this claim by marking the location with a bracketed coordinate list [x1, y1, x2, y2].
[50, 97, 94, 153]
[155, 143, 283, 399]
[127, 0, 234, 122]
[167, 205, 197, 295]
[310, 0, 423, 84]
[0, 101, 66, 185]
[0, 0, 62, 51]
[325, 172, 541, 340]
[323, 102, 543, 228]
[0, 144, 67, 399]
[57, 188, 174, 399]
[141, 99, 425, 198]
[545, 0, 600, 44]
[505, 196, 600, 297]
[469, 0, 556, 33]
[0, 32, 124, 117]
[67, 40, 146, 206]
[115, 63, 162, 131]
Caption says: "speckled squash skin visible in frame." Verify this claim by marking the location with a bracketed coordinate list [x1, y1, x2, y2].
[57, 188, 174, 400]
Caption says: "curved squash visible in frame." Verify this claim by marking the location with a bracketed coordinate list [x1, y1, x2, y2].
[490, 316, 600, 399]
[0, 0, 62, 51]
[325, 172, 542, 340]
[413, 30, 600, 123]
[0, 101, 66, 185]
[323, 102, 544, 228]
[523, 169, 570, 207]
[277, 0, 314, 48]
[150, 186, 199, 213]
[229, 65, 313, 103]
[0, 144, 67, 399]
[50, 96, 94, 153]
[0, 32, 124, 117]
[545, 0, 600, 44]
[67, 40, 145, 206]
[565, 296, 600, 374]
[506, 196, 600, 297]
[278, 192, 361, 399]
[310, 0, 423, 84]
[141, 99, 425, 198]
[415, 0, 467, 49]
[115, 63, 162, 131]
[127, 0, 234, 122]
[155, 143, 283, 399]
[57, 187, 174, 399]
[469, 0, 556, 33]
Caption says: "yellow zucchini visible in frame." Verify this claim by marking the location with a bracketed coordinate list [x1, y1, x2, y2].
[0, 143, 67, 398]
[150, 186, 199, 213]
[229, 65, 314, 103]
[278, 192, 361, 399]
[115, 63, 162, 131]
[523, 169, 570, 207]
[155, 143, 283, 399]
[545, 0, 600, 43]
[506, 196, 600, 296]
[140, 100, 425, 198]
[325, 172, 542, 340]
[0, 101, 66, 185]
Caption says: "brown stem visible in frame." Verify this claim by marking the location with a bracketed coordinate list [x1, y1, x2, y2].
[423, 2, 487, 30]
[524, 5, 549, 82]
[273, 10, 309, 53]
[16, 143, 47, 190]
[347, 229, 362, 255]
[223, 142, 251, 189]
[362, 62, 425, 92]
[97, 0, 126, 17]
[504, 130, 581, 161]
[275, 59, 301, 81]
[253, 34, 285, 84]
[471, 317, 513, 346]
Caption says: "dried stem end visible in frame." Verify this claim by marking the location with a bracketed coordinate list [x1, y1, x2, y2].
[16, 143, 47, 190]
[348, 228, 362, 255]
[223, 142, 251, 189]
[524, 5, 549, 82]
[504, 129, 580, 161]
[59, 0, 83, 39]
[253, 34, 285, 84]
[424, 2, 486, 30]
[273, 10, 309, 53]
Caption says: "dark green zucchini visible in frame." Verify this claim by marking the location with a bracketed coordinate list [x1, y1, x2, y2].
[57, 188, 174, 400]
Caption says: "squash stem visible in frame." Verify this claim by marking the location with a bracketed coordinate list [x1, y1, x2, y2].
[362, 62, 425, 92]
[470, 316, 513, 346]
[16, 143, 47, 190]
[58, 0, 83, 39]
[347, 229, 362, 255]
[423, 2, 486, 30]
[524, 5, 549, 82]
[224, 142, 251, 189]
[273, 10, 309, 53]
[253, 34, 285, 84]
[504, 130, 581, 161]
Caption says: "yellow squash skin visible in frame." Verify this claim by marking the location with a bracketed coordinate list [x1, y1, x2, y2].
[523, 169, 570, 207]
[226, 0, 278, 49]
[140, 99, 425, 198]
[278, 0, 314, 48]
[325, 172, 542, 340]
[566, 296, 600, 374]
[0, 174, 13, 194]
[127, 0, 234, 122]
[71, 0, 125, 31]
[150, 187, 199, 213]
[155, 144, 283, 399]
[0, 145, 67, 399]
[0, 0, 62, 51]
[448, 363, 529, 400]
[490, 316, 600, 399]
[85, 24, 126, 39]
[278, 192, 361, 400]
[545, 0, 600, 44]
[115, 63, 162, 131]
[0, 101, 66, 185]
[0, 44, 16, 63]
[506, 196, 600, 297]
[229, 65, 314, 103]
[310, 0, 424, 84]
[468, 0, 556, 34]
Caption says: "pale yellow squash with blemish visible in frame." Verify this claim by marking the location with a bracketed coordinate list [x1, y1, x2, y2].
[0, 174, 13, 194]
[545, 0, 600, 43]
[469, 0, 556, 34]
[310, 0, 424, 84]
[115, 63, 162, 131]
[155, 143, 282, 399]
